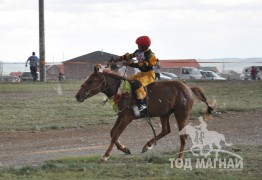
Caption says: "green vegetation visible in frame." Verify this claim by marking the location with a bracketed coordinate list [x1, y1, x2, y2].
[0, 81, 261, 179]
[0, 82, 116, 131]
[198, 81, 262, 112]
[0, 145, 261, 179]
[0, 81, 261, 131]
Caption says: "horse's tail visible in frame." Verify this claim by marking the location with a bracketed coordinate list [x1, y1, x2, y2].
[191, 87, 214, 115]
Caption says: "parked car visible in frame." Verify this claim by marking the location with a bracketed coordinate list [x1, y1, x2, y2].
[161, 72, 178, 79]
[172, 67, 203, 79]
[0, 75, 21, 82]
[201, 71, 226, 80]
[159, 73, 172, 80]
[240, 66, 262, 80]
[20, 72, 40, 81]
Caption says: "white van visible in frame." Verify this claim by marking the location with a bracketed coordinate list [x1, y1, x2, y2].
[173, 67, 203, 80]
[240, 66, 262, 80]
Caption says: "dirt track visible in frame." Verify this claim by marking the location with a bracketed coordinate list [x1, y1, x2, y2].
[0, 111, 261, 168]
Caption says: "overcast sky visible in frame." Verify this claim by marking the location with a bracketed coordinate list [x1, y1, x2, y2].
[0, 0, 262, 63]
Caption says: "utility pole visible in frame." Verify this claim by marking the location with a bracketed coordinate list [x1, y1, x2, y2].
[39, 0, 46, 82]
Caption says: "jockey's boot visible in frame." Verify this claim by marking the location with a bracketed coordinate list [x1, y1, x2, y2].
[137, 99, 147, 112]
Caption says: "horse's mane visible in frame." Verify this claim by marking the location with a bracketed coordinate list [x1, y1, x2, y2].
[102, 69, 128, 81]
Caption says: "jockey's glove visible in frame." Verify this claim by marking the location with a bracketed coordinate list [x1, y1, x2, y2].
[124, 53, 131, 60]
[116, 53, 134, 62]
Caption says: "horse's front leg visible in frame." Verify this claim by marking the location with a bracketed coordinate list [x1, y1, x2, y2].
[100, 116, 133, 162]
[142, 115, 171, 153]
[110, 115, 131, 154]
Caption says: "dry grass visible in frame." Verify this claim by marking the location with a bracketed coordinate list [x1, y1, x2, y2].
[0, 80, 261, 131]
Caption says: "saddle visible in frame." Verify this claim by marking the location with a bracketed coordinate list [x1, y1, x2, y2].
[109, 80, 150, 118]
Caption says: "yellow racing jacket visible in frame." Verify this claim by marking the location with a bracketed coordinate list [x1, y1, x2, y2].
[118, 48, 157, 72]
[118, 48, 157, 95]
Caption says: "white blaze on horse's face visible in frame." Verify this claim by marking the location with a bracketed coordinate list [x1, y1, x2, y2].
[75, 73, 104, 102]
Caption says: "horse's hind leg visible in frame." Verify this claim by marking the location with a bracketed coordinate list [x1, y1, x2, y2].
[142, 114, 171, 153]
[174, 108, 191, 159]
[110, 115, 131, 154]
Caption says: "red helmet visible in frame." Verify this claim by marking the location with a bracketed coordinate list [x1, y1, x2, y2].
[135, 36, 151, 47]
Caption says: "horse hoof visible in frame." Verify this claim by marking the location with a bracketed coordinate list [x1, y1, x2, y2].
[142, 145, 152, 153]
[99, 156, 108, 163]
[125, 148, 131, 155]
[142, 147, 148, 153]
[177, 160, 183, 166]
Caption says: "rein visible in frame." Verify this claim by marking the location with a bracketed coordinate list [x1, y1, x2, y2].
[82, 72, 123, 100]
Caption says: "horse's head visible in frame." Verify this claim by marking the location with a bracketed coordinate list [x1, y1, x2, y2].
[75, 64, 105, 102]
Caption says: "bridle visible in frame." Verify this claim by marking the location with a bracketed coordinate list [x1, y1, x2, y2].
[80, 72, 122, 100]
[81, 73, 107, 99]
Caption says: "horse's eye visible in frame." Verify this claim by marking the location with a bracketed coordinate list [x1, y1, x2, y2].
[87, 80, 92, 85]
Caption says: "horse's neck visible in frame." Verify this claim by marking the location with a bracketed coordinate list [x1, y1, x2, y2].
[103, 76, 121, 98]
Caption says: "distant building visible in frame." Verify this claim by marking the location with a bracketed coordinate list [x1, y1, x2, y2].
[63, 51, 134, 80]
[10, 71, 23, 76]
[46, 64, 64, 81]
[160, 59, 201, 73]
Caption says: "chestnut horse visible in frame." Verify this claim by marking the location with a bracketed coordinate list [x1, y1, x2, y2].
[75, 66, 213, 162]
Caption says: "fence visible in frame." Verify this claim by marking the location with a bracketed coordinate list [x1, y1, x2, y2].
[1, 60, 262, 81]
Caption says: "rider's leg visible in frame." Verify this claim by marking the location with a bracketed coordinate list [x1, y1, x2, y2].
[130, 80, 147, 111]
[135, 86, 147, 111]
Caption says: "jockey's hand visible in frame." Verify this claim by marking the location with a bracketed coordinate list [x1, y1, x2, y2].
[124, 53, 131, 60]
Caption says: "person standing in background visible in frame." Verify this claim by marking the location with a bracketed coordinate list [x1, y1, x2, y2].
[154, 59, 161, 80]
[25, 52, 39, 81]
[251, 66, 257, 80]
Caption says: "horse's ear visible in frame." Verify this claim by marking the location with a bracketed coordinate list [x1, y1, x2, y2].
[94, 64, 103, 74]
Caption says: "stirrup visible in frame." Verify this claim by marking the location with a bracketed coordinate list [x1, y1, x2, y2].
[138, 104, 147, 111]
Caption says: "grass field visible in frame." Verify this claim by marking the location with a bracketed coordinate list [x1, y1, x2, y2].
[0, 80, 261, 131]
[0, 80, 262, 179]
[0, 81, 116, 131]
[0, 145, 261, 179]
